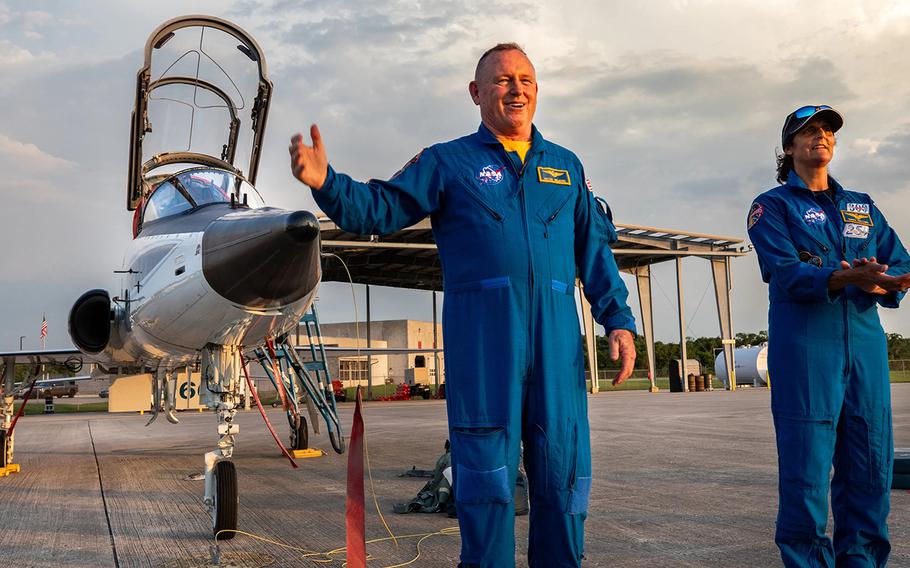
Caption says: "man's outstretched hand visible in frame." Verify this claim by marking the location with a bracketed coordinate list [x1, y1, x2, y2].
[289, 124, 328, 190]
[609, 329, 636, 386]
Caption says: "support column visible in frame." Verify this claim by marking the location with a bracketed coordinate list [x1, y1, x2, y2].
[676, 257, 689, 392]
[432, 291, 440, 394]
[366, 285, 373, 401]
[632, 266, 658, 392]
[2, 356, 16, 469]
[711, 257, 737, 390]
[577, 279, 599, 393]
[2, 357, 15, 428]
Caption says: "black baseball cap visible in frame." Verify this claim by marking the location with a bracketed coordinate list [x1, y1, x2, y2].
[781, 105, 844, 147]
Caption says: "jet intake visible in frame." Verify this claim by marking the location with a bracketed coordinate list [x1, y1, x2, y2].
[69, 289, 112, 354]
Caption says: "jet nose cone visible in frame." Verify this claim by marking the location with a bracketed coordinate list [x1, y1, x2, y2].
[202, 208, 322, 309]
[286, 210, 320, 243]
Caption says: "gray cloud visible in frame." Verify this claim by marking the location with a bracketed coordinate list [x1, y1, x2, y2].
[4, 1, 910, 350]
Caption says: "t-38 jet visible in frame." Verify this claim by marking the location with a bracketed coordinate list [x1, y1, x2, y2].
[0, 15, 345, 539]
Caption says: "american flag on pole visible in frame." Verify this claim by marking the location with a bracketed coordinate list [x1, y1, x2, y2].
[40, 315, 48, 342]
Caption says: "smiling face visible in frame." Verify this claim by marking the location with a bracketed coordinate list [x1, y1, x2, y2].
[469, 49, 538, 141]
[785, 117, 836, 169]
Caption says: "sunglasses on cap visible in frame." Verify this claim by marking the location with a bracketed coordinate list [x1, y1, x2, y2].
[793, 105, 834, 119]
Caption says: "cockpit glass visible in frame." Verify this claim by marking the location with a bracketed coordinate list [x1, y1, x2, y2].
[142, 168, 266, 225]
[143, 181, 192, 223]
[175, 169, 231, 205]
[142, 24, 262, 177]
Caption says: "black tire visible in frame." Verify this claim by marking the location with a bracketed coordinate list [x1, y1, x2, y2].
[893, 473, 910, 490]
[290, 414, 309, 451]
[0, 429, 7, 469]
[894, 449, 910, 475]
[213, 461, 238, 540]
[329, 430, 346, 454]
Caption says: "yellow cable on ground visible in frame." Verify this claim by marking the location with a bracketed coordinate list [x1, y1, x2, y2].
[363, 430, 397, 547]
[214, 527, 460, 566]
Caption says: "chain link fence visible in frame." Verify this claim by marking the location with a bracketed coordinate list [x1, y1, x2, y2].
[890, 359, 910, 380]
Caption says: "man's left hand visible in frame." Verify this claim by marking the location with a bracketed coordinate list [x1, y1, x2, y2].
[608, 329, 636, 386]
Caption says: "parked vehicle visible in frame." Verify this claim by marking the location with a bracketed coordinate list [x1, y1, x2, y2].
[332, 380, 347, 403]
[14, 380, 78, 399]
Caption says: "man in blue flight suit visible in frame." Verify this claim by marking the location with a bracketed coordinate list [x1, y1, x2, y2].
[289, 43, 637, 567]
[748, 105, 910, 567]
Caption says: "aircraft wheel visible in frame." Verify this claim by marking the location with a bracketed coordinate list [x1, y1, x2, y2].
[290, 414, 309, 451]
[213, 460, 238, 540]
[329, 430, 345, 454]
[0, 429, 8, 468]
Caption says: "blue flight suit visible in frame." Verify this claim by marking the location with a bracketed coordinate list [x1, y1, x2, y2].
[748, 171, 910, 567]
[312, 123, 635, 567]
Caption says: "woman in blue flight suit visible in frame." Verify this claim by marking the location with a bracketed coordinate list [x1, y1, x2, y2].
[748, 105, 910, 567]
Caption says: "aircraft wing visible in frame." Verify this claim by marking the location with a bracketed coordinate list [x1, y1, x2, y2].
[300, 346, 443, 355]
[0, 348, 112, 366]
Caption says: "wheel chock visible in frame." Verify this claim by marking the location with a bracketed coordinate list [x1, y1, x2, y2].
[0, 464, 21, 477]
[291, 448, 324, 459]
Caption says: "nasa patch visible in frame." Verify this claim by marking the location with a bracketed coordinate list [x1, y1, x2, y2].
[846, 202, 870, 214]
[747, 202, 764, 229]
[803, 207, 827, 225]
[843, 223, 870, 239]
[477, 165, 505, 185]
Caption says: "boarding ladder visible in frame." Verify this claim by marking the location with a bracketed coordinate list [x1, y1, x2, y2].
[252, 304, 345, 454]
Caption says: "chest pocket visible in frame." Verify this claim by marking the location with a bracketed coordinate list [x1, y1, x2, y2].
[535, 187, 574, 237]
[440, 174, 507, 236]
[840, 208, 876, 258]
[787, 214, 835, 266]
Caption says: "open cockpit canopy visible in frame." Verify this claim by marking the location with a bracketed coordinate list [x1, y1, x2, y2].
[127, 15, 272, 211]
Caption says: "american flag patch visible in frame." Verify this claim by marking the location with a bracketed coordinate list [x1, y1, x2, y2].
[585, 178, 594, 191]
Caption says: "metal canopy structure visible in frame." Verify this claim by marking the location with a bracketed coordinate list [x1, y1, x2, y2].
[319, 216, 751, 393]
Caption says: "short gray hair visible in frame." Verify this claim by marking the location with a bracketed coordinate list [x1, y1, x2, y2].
[474, 43, 528, 80]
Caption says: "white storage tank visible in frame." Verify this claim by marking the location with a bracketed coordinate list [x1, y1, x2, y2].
[714, 346, 768, 388]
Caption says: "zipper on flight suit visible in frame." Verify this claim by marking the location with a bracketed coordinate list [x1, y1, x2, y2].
[822, 190, 851, 380]
[502, 147, 536, 380]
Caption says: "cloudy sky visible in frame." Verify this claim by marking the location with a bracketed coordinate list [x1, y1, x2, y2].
[3, 0, 910, 351]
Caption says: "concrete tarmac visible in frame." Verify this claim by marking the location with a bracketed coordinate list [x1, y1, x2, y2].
[1, 385, 908, 567]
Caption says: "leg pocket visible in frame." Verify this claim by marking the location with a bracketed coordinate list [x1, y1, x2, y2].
[567, 476, 592, 515]
[774, 414, 835, 488]
[452, 427, 512, 504]
[845, 410, 891, 488]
